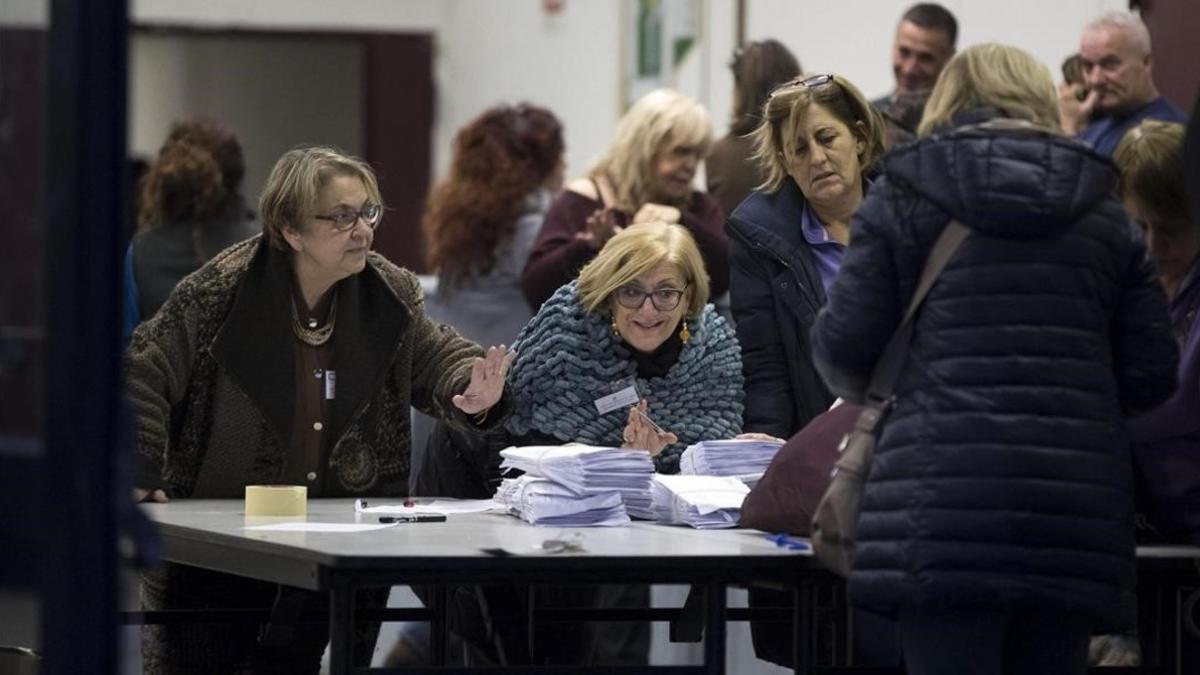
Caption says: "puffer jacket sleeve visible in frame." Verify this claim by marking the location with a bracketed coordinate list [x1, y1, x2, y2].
[811, 183, 903, 403]
[1112, 235, 1179, 415]
[728, 232, 794, 438]
[125, 279, 203, 492]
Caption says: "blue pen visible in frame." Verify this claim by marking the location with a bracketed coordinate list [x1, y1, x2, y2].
[765, 533, 812, 552]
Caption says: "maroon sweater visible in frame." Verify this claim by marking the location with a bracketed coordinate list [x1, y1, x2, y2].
[520, 189, 729, 310]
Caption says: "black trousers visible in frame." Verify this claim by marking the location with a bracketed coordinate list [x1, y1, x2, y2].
[900, 606, 1090, 675]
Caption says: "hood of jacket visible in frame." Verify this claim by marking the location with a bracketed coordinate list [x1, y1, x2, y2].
[884, 110, 1119, 238]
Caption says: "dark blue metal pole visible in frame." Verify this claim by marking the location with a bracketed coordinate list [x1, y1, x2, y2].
[41, 0, 128, 672]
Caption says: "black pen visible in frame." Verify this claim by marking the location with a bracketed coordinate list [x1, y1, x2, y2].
[378, 514, 446, 524]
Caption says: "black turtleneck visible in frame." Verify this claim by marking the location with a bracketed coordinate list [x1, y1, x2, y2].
[626, 326, 684, 379]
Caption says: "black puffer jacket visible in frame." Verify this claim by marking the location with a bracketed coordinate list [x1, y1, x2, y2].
[811, 115, 1178, 631]
[727, 180, 835, 438]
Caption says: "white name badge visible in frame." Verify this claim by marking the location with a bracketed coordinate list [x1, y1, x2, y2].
[594, 384, 639, 415]
[325, 370, 337, 400]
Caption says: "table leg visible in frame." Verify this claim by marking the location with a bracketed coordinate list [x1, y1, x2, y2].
[793, 580, 812, 675]
[329, 574, 354, 675]
[703, 582, 727, 675]
[430, 583, 448, 666]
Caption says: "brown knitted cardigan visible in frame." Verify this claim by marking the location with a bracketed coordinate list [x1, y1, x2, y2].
[126, 235, 488, 498]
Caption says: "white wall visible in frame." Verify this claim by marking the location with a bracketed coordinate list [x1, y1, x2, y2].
[129, 33, 363, 199]
[0, 0, 48, 27]
[129, 0, 1131, 188]
[743, 0, 1128, 102]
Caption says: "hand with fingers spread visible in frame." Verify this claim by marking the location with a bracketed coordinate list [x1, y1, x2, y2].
[621, 399, 678, 456]
[452, 345, 516, 416]
[575, 208, 623, 250]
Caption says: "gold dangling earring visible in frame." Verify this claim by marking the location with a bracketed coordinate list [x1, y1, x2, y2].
[611, 316, 620, 337]
[679, 319, 691, 344]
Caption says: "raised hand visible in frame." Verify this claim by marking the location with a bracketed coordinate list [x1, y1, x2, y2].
[632, 202, 681, 225]
[621, 399, 678, 456]
[452, 345, 516, 416]
[575, 208, 623, 250]
[1057, 81, 1097, 135]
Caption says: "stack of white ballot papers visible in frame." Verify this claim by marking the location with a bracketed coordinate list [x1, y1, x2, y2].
[499, 444, 656, 519]
[651, 474, 750, 529]
[679, 438, 785, 485]
[495, 474, 630, 527]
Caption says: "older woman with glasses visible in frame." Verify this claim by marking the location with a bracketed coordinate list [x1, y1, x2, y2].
[520, 88, 729, 311]
[727, 73, 885, 440]
[508, 221, 742, 470]
[126, 146, 512, 673]
[481, 222, 742, 666]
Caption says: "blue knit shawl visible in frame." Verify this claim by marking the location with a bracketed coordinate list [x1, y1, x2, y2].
[505, 282, 744, 473]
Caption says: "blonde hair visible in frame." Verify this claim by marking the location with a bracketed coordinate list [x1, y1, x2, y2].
[258, 146, 384, 250]
[749, 73, 885, 193]
[592, 89, 712, 212]
[577, 222, 709, 317]
[919, 43, 1059, 136]
[1114, 119, 1190, 229]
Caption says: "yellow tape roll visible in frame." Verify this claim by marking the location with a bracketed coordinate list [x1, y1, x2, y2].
[245, 485, 307, 517]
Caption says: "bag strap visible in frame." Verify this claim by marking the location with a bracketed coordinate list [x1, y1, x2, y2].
[863, 219, 970, 406]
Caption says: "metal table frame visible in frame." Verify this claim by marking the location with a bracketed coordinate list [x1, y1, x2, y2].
[140, 500, 820, 674]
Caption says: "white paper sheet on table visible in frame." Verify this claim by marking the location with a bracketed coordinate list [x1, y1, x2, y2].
[680, 439, 784, 477]
[357, 499, 505, 515]
[244, 522, 399, 533]
[500, 444, 653, 518]
[495, 475, 630, 527]
[651, 474, 750, 529]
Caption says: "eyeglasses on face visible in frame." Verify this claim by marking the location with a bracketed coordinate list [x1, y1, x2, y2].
[314, 203, 383, 232]
[615, 284, 688, 311]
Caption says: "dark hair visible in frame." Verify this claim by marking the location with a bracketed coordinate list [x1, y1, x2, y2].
[138, 131, 226, 231]
[164, 117, 245, 194]
[902, 3, 958, 46]
[730, 40, 802, 136]
[423, 103, 564, 286]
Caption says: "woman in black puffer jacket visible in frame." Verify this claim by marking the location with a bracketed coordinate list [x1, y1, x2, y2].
[811, 44, 1178, 675]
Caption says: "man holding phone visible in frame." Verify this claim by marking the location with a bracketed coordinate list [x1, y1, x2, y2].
[1059, 10, 1186, 156]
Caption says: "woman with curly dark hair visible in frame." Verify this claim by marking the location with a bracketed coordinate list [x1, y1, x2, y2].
[122, 117, 258, 338]
[410, 103, 564, 488]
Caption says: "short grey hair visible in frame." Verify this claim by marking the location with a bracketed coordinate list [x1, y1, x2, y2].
[1085, 10, 1152, 56]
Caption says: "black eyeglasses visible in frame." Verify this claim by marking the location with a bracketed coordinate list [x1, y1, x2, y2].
[615, 284, 689, 311]
[314, 203, 382, 232]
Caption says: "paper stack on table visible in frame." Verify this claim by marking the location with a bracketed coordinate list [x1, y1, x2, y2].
[651, 474, 750, 529]
[499, 444, 656, 519]
[679, 438, 785, 487]
[495, 474, 630, 527]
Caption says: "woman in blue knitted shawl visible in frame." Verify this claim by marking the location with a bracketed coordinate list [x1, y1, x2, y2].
[505, 221, 743, 474]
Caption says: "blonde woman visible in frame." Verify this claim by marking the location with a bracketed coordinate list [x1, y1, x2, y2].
[812, 44, 1177, 675]
[509, 221, 742, 469]
[521, 89, 729, 309]
[127, 146, 513, 673]
[498, 222, 741, 666]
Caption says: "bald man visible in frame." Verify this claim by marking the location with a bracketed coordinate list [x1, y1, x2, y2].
[1059, 10, 1186, 157]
